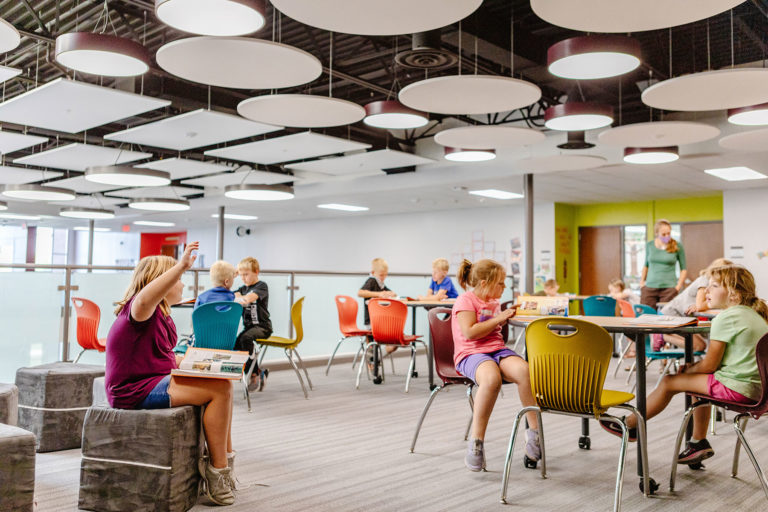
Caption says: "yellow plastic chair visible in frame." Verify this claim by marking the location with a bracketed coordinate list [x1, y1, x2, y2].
[500, 317, 650, 512]
[256, 297, 312, 399]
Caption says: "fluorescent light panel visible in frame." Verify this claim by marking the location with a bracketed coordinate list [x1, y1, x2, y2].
[134, 220, 176, 227]
[704, 166, 768, 181]
[317, 203, 369, 212]
[14, 143, 152, 171]
[468, 189, 523, 200]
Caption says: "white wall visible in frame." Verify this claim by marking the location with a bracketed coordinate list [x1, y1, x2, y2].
[73, 231, 141, 266]
[723, 189, 768, 296]
[187, 202, 555, 294]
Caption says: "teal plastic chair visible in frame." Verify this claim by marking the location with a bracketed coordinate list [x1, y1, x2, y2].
[633, 304, 657, 316]
[192, 301, 243, 350]
[583, 295, 616, 316]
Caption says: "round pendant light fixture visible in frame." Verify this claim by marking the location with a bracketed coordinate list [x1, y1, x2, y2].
[59, 207, 116, 220]
[727, 103, 768, 126]
[1, 184, 76, 201]
[0, 18, 21, 53]
[544, 103, 613, 131]
[54, 33, 151, 77]
[85, 166, 171, 187]
[155, 0, 266, 36]
[0, 200, 7, 211]
[363, 100, 428, 129]
[548, 35, 641, 80]
[128, 198, 191, 211]
[224, 184, 294, 201]
[623, 146, 679, 164]
[444, 147, 496, 162]
[642, 69, 768, 111]
[238, 95, 365, 128]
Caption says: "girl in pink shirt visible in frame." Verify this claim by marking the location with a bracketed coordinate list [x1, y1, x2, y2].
[452, 259, 540, 471]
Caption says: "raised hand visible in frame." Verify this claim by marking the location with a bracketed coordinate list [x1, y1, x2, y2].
[179, 241, 199, 270]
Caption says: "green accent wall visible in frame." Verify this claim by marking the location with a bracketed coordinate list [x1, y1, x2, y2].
[554, 194, 723, 295]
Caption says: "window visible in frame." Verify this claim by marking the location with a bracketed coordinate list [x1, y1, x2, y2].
[622, 225, 646, 290]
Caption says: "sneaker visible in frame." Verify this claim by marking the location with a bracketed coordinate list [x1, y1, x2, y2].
[257, 369, 269, 392]
[525, 429, 541, 461]
[465, 438, 486, 472]
[599, 417, 637, 442]
[204, 463, 235, 506]
[652, 334, 665, 352]
[246, 372, 260, 392]
[226, 452, 237, 491]
[677, 439, 714, 465]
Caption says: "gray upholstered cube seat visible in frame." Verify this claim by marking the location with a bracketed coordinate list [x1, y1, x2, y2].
[79, 404, 202, 512]
[0, 383, 19, 426]
[15, 362, 105, 452]
[91, 377, 107, 406]
[0, 423, 36, 512]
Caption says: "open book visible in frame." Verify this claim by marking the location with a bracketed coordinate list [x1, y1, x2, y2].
[515, 296, 569, 316]
[629, 314, 698, 327]
[171, 347, 250, 380]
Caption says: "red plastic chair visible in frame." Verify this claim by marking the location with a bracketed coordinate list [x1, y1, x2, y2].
[410, 307, 475, 452]
[616, 299, 636, 318]
[669, 333, 768, 499]
[356, 299, 424, 392]
[71, 297, 106, 363]
[325, 295, 372, 375]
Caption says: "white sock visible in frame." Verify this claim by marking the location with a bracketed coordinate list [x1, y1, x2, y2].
[690, 438, 701, 444]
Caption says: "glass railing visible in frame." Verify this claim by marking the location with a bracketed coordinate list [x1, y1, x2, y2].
[0, 263, 515, 382]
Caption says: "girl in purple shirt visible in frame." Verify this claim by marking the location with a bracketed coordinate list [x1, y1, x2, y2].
[105, 241, 235, 506]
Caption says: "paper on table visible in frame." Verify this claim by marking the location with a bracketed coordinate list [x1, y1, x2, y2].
[628, 314, 698, 327]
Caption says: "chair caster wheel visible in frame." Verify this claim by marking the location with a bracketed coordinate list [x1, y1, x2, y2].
[523, 455, 538, 469]
[639, 477, 659, 494]
[578, 436, 591, 450]
[373, 376, 383, 385]
[688, 462, 705, 470]
[411, 371, 418, 378]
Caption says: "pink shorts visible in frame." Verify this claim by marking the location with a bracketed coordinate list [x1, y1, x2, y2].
[707, 374, 755, 404]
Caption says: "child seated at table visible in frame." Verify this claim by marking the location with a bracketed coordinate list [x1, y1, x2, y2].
[601, 264, 768, 466]
[233, 256, 272, 392]
[418, 257, 458, 300]
[194, 260, 236, 309]
[608, 278, 639, 305]
[358, 258, 397, 327]
[534, 278, 560, 297]
[453, 258, 540, 471]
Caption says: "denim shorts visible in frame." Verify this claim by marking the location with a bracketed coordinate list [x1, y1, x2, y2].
[456, 348, 521, 384]
[138, 375, 172, 409]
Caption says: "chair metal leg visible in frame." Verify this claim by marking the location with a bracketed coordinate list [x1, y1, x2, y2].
[732, 414, 747, 477]
[500, 406, 540, 504]
[465, 385, 474, 440]
[284, 348, 309, 399]
[625, 361, 637, 385]
[73, 349, 86, 364]
[512, 329, 525, 354]
[669, 400, 709, 491]
[732, 413, 768, 500]
[258, 345, 267, 366]
[405, 345, 416, 393]
[409, 385, 444, 453]
[535, 409, 547, 479]
[325, 337, 346, 375]
[355, 342, 374, 389]
[654, 359, 675, 388]
[615, 404, 649, 499]
[351, 340, 364, 370]
[612, 337, 632, 378]
[292, 348, 313, 390]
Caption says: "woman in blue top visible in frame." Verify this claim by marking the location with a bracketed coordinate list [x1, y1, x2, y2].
[640, 219, 687, 309]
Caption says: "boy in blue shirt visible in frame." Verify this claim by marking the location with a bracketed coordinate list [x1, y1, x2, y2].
[194, 260, 236, 308]
[419, 258, 459, 300]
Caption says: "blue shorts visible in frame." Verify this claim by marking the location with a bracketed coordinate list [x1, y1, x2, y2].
[456, 348, 521, 384]
[138, 375, 172, 409]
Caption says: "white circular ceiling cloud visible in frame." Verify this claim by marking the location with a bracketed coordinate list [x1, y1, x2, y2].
[530, 0, 744, 33]
[399, 76, 541, 115]
[435, 126, 545, 149]
[238, 94, 365, 128]
[156, 37, 322, 89]
[270, 0, 482, 35]
[0, 18, 20, 53]
[516, 155, 606, 172]
[642, 69, 768, 111]
[598, 121, 720, 147]
[719, 128, 768, 151]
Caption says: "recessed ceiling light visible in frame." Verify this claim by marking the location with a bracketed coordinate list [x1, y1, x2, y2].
[363, 100, 428, 129]
[704, 166, 768, 181]
[155, 0, 267, 36]
[224, 184, 294, 201]
[0, 212, 41, 220]
[133, 220, 177, 227]
[548, 35, 641, 80]
[73, 226, 111, 232]
[128, 198, 190, 211]
[211, 213, 259, 220]
[317, 203, 369, 212]
[55, 32, 151, 77]
[468, 189, 524, 200]
[623, 146, 679, 164]
[727, 103, 768, 126]
[444, 147, 496, 162]
[59, 207, 115, 219]
[85, 166, 171, 187]
[1, 184, 76, 201]
[545, 103, 613, 131]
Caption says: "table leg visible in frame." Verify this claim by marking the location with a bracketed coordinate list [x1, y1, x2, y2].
[634, 332, 649, 482]
[684, 333, 694, 441]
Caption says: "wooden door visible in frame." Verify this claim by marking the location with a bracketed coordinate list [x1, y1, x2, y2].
[579, 226, 622, 296]
[680, 222, 724, 283]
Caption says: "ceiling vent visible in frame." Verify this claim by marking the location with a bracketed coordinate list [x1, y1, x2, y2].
[395, 30, 457, 70]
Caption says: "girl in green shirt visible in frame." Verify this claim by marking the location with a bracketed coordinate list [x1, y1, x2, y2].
[602, 265, 768, 466]
[640, 219, 687, 309]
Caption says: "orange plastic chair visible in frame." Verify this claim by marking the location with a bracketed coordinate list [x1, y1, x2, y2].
[613, 299, 637, 378]
[71, 297, 107, 363]
[357, 299, 424, 392]
[325, 295, 372, 375]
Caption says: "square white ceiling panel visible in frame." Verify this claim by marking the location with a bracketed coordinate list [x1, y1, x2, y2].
[135, 158, 231, 180]
[292, 168, 385, 184]
[14, 143, 152, 171]
[105, 109, 282, 151]
[287, 149, 435, 175]
[0, 131, 48, 154]
[47, 175, 117, 194]
[106, 185, 202, 199]
[0, 65, 21, 83]
[51, 195, 125, 208]
[0, 78, 170, 133]
[182, 169, 295, 187]
[0, 166, 62, 185]
[204, 131, 371, 165]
